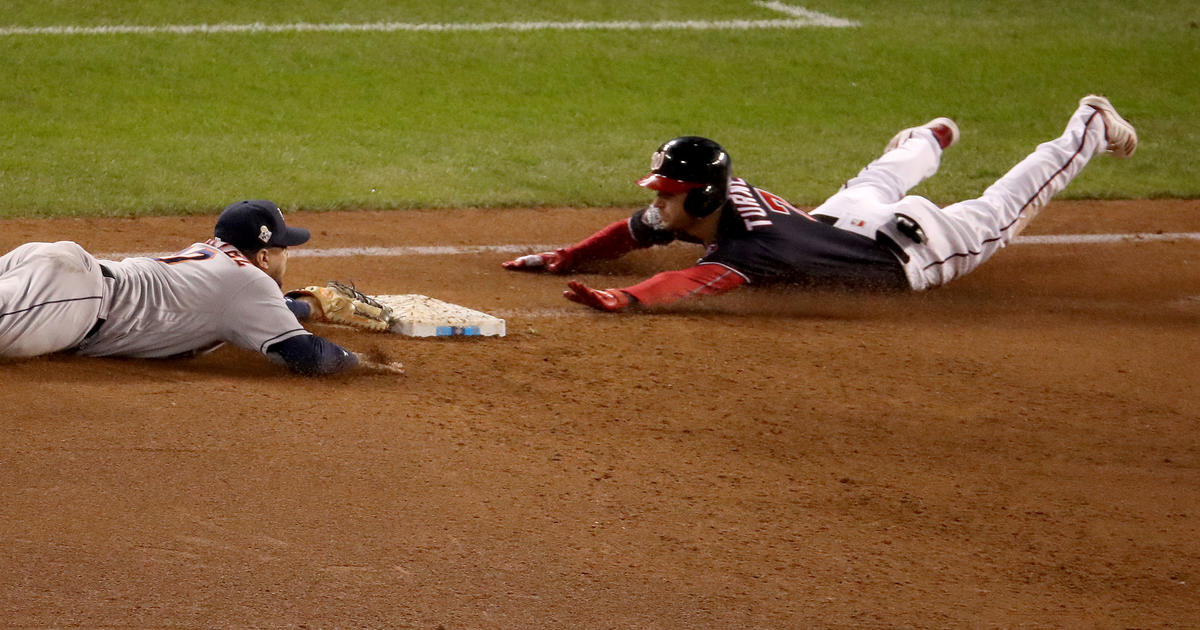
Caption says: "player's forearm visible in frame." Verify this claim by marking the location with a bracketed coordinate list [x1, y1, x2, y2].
[561, 219, 644, 264]
[266, 334, 359, 375]
[621, 264, 746, 307]
[504, 219, 648, 273]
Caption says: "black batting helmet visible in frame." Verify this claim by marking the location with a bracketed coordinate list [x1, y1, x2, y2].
[636, 136, 731, 217]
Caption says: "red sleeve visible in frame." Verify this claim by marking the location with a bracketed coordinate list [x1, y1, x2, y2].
[561, 219, 644, 264]
[620, 264, 747, 307]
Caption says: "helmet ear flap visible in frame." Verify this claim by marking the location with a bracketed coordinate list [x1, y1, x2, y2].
[684, 182, 726, 218]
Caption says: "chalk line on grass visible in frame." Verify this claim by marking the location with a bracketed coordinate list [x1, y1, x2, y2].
[0, 3, 857, 37]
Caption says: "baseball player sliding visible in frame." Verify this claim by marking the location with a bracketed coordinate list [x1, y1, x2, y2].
[0, 200, 403, 375]
[503, 95, 1138, 310]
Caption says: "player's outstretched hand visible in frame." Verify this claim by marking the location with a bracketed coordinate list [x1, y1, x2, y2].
[563, 280, 633, 312]
[285, 281, 392, 332]
[501, 249, 572, 273]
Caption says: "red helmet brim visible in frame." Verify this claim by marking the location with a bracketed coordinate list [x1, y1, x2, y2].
[636, 173, 702, 194]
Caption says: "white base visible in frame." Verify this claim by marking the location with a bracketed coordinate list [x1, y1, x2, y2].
[374, 294, 506, 337]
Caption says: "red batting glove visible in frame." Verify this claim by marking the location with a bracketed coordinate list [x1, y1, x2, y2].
[501, 249, 573, 273]
[562, 280, 634, 312]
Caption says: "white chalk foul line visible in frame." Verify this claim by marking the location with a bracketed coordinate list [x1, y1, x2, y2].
[1012, 233, 1200, 245]
[95, 233, 1200, 261]
[297, 244, 566, 258]
[97, 243, 565, 260]
[0, 3, 857, 37]
[755, 1, 858, 25]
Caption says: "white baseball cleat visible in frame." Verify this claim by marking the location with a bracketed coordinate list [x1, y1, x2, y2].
[885, 117, 959, 152]
[1079, 94, 1137, 158]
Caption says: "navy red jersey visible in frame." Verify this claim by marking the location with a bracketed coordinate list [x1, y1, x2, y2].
[628, 178, 908, 290]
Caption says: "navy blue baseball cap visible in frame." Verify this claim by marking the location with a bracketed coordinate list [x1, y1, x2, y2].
[214, 199, 310, 252]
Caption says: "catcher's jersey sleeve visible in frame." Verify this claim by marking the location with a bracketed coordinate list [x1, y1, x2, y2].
[76, 240, 309, 358]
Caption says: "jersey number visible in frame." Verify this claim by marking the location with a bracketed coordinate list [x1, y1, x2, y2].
[156, 244, 252, 267]
[760, 190, 815, 221]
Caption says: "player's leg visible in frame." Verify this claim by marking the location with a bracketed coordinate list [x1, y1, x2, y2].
[0, 241, 106, 357]
[890, 96, 1135, 290]
[811, 118, 958, 231]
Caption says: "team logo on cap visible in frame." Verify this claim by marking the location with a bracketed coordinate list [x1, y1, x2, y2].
[258, 225, 272, 243]
[651, 150, 665, 171]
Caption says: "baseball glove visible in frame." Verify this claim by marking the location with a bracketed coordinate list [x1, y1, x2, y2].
[286, 281, 393, 331]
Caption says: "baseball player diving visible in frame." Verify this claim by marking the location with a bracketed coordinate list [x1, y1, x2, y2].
[0, 199, 403, 375]
[503, 95, 1138, 311]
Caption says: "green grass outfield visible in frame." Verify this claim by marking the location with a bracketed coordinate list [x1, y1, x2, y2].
[0, 0, 1196, 218]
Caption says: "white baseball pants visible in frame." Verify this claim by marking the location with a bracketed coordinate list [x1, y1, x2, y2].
[812, 103, 1109, 290]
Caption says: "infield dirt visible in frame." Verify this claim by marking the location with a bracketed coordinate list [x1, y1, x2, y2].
[1, 200, 1197, 627]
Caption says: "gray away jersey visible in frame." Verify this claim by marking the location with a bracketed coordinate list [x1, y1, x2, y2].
[76, 239, 309, 358]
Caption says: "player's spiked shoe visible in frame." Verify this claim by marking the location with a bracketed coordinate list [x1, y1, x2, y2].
[1079, 95, 1137, 158]
[885, 117, 959, 152]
